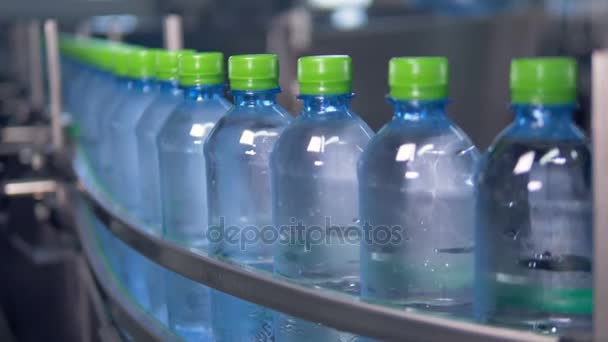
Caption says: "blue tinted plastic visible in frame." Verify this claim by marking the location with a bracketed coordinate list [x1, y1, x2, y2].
[136, 80, 182, 228]
[132, 80, 183, 324]
[358, 99, 479, 317]
[270, 94, 373, 341]
[158, 84, 231, 341]
[475, 104, 592, 334]
[80, 69, 115, 173]
[109, 77, 158, 212]
[98, 76, 132, 189]
[205, 89, 292, 342]
[106, 76, 158, 314]
[65, 62, 93, 123]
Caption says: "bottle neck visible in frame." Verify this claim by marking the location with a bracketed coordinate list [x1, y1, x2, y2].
[232, 89, 279, 108]
[115, 76, 130, 88]
[159, 79, 180, 94]
[390, 98, 448, 121]
[181, 84, 224, 101]
[512, 103, 576, 128]
[299, 94, 353, 117]
[130, 77, 155, 91]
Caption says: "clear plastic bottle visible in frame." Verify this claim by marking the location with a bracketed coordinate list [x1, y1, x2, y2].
[98, 47, 133, 190]
[105, 48, 158, 313]
[158, 52, 231, 341]
[358, 57, 479, 317]
[109, 48, 158, 212]
[205, 54, 292, 342]
[475, 58, 592, 334]
[136, 49, 193, 229]
[89, 46, 137, 300]
[80, 45, 120, 174]
[65, 40, 96, 131]
[271, 55, 373, 341]
[133, 49, 192, 324]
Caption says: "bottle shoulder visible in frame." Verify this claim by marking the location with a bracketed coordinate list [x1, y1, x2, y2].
[136, 97, 181, 137]
[270, 115, 373, 179]
[478, 135, 592, 192]
[158, 100, 230, 146]
[272, 114, 373, 155]
[163, 98, 231, 126]
[204, 107, 293, 157]
[360, 119, 479, 166]
[358, 123, 479, 192]
[111, 94, 157, 128]
[495, 119, 589, 142]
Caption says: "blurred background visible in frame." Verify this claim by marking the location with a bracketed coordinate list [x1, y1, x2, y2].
[0, 0, 606, 341]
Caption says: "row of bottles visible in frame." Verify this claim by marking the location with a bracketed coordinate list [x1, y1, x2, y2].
[60, 36, 592, 341]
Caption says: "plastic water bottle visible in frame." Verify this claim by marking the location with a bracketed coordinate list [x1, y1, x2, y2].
[158, 52, 231, 341]
[271, 55, 373, 341]
[90, 47, 138, 297]
[80, 44, 119, 174]
[134, 49, 193, 323]
[205, 54, 292, 342]
[98, 46, 133, 189]
[475, 58, 592, 333]
[65, 40, 95, 130]
[136, 49, 193, 229]
[105, 48, 158, 313]
[358, 57, 479, 317]
[109, 48, 158, 212]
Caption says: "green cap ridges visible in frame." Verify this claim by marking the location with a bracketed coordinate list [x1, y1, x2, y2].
[389, 57, 448, 101]
[229, 54, 279, 91]
[98, 44, 119, 72]
[178, 52, 225, 86]
[156, 49, 194, 81]
[113, 47, 131, 77]
[126, 48, 156, 79]
[298, 55, 352, 95]
[510, 57, 577, 105]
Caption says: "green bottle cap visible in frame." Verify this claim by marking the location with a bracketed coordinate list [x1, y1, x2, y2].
[85, 44, 97, 67]
[84, 39, 104, 66]
[91, 44, 107, 69]
[510, 57, 577, 105]
[298, 55, 352, 95]
[156, 49, 195, 81]
[113, 47, 132, 77]
[126, 48, 156, 79]
[229, 54, 279, 91]
[98, 45, 117, 72]
[389, 57, 448, 101]
[178, 52, 225, 86]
